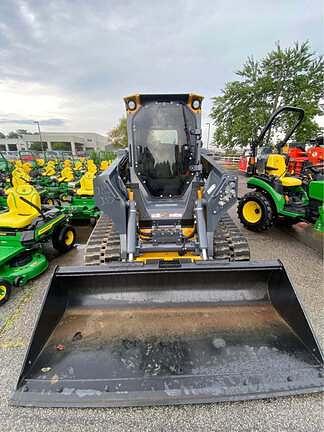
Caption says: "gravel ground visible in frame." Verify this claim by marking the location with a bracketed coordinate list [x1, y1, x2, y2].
[0, 177, 323, 432]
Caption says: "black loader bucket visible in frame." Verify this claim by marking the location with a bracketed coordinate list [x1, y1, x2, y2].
[11, 260, 323, 407]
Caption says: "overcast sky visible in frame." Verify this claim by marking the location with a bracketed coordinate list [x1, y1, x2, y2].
[0, 0, 323, 141]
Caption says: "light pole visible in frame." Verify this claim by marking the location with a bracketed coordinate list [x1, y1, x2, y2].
[34, 120, 45, 157]
[205, 122, 211, 150]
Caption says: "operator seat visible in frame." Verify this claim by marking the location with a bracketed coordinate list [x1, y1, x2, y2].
[76, 171, 95, 196]
[0, 184, 41, 229]
[266, 154, 302, 187]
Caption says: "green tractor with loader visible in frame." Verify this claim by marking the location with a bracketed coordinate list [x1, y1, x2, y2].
[238, 106, 324, 233]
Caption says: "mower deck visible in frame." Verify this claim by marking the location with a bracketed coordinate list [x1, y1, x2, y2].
[0, 252, 48, 286]
[0, 244, 25, 267]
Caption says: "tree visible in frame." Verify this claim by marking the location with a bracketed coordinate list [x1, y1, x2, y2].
[108, 117, 128, 148]
[51, 142, 70, 151]
[210, 41, 324, 150]
[0, 131, 5, 138]
[30, 142, 48, 151]
[7, 131, 19, 138]
[6, 129, 32, 138]
[16, 129, 29, 136]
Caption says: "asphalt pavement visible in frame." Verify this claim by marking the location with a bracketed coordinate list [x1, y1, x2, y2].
[0, 177, 323, 432]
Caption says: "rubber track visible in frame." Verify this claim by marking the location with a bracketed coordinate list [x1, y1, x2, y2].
[85, 215, 120, 265]
[214, 214, 250, 261]
[85, 213, 250, 265]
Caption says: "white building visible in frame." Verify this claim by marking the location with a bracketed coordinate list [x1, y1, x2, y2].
[0, 132, 112, 155]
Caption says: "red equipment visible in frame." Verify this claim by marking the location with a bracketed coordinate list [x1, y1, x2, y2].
[238, 155, 248, 172]
[307, 145, 324, 166]
[239, 150, 254, 174]
[287, 137, 323, 175]
[287, 144, 308, 175]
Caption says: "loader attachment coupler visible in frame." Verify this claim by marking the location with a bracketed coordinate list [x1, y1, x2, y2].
[11, 261, 323, 407]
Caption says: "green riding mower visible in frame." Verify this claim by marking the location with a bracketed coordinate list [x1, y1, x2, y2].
[0, 151, 11, 174]
[35, 166, 75, 204]
[60, 170, 101, 223]
[0, 172, 8, 210]
[0, 153, 11, 210]
[39, 180, 72, 205]
[21, 165, 100, 223]
[238, 106, 324, 232]
[0, 183, 76, 305]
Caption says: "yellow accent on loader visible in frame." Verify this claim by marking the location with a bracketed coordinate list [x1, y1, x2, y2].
[135, 251, 201, 263]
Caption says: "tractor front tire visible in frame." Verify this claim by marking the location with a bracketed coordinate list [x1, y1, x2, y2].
[52, 225, 76, 253]
[238, 191, 275, 232]
[0, 280, 12, 306]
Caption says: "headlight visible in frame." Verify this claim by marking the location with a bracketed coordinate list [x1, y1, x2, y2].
[127, 100, 136, 111]
[191, 99, 201, 110]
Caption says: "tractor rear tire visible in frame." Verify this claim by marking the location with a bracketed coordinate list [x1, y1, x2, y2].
[52, 225, 76, 253]
[0, 280, 12, 306]
[238, 191, 275, 232]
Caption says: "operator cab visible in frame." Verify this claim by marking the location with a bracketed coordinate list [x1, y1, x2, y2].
[126, 94, 203, 199]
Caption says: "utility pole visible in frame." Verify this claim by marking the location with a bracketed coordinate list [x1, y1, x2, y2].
[205, 122, 211, 150]
[34, 120, 45, 157]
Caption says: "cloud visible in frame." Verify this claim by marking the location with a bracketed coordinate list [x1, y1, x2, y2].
[0, 0, 323, 138]
[0, 118, 65, 126]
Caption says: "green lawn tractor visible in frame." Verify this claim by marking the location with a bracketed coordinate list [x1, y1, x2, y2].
[0, 171, 8, 210]
[62, 195, 100, 224]
[238, 106, 324, 232]
[36, 166, 75, 204]
[0, 153, 12, 210]
[0, 183, 76, 305]
[60, 170, 101, 223]
[38, 180, 72, 205]
[0, 151, 11, 174]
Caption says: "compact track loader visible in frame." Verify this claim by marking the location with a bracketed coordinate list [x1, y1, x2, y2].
[12, 94, 323, 408]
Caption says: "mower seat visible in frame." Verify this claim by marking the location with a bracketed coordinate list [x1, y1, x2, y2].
[43, 165, 56, 176]
[0, 185, 41, 229]
[266, 154, 302, 187]
[100, 160, 109, 171]
[74, 161, 83, 170]
[12, 169, 31, 189]
[86, 160, 97, 174]
[76, 171, 94, 196]
[58, 167, 74, 182]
